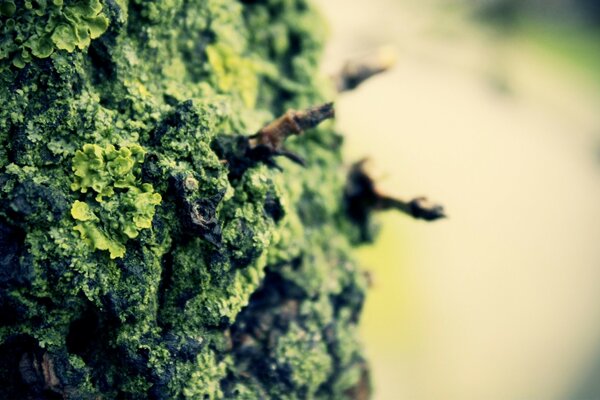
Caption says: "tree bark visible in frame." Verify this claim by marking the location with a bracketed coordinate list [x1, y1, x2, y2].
[0, 0, 372, 398]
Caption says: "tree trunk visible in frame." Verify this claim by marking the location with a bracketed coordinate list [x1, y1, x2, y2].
[0, 0, 372, 398]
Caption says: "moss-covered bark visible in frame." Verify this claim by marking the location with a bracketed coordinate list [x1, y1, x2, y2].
[0, 0, 370, 398]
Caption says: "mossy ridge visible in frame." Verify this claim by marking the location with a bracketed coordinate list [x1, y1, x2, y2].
[0, 0, 370, 399]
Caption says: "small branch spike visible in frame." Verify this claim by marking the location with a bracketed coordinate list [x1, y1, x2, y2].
[335, 47, 397, 92]
[213, 103, 335, 180]
[377, 196, 446, 221]
[345, 159, 446, 225]
[249, 102, 335, 161]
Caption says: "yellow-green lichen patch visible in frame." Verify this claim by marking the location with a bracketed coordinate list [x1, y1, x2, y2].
[206, 43, 259, 108]
[0, 0, 109, 69]
[70, 143, 161, 258]
[183, 349, 230, 400]
[275, 322, 333, 395]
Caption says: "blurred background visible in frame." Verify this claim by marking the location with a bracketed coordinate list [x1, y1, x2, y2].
[316, 1, 600, 399]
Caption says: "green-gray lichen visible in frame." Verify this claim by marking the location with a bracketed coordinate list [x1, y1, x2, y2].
[0, 0, 371, 399]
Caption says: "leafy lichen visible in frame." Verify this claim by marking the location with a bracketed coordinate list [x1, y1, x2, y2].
[70, 143, 161, 258]
[0, 0, 109, 68]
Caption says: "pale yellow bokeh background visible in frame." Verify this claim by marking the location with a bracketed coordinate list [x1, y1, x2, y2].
[317, 1, 600, 399]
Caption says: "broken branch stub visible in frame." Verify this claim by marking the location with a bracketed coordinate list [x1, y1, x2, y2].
[249, 102, 335, 157]
[345, 159, 446, 234]
[377, 196, 446, 222]
[214, 103, 335, 179]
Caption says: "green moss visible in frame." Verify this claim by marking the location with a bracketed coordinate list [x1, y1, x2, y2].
[206, 43, 260, 108]
[276, 322, 333, 394]
[183, 349, 230, 400]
